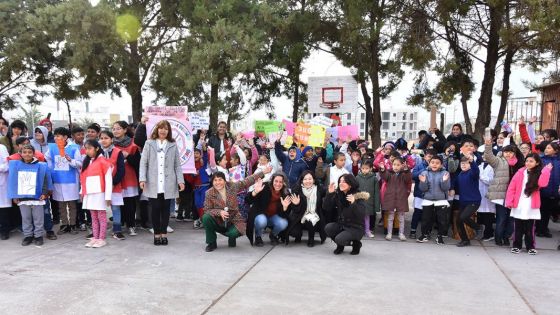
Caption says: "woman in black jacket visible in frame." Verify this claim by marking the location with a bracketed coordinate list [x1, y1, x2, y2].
[246, 173, 297, 247]
[286, 171, 327, 247]
[324, 174, 369, 255]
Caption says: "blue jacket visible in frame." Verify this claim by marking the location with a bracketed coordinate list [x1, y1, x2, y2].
[456, 162, 481, 206]
[275, 142, 308, 186]
[541, 155, 560, 199]
[412, 159, 429, 198]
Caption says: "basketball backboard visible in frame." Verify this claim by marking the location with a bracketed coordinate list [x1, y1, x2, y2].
[308, 76, 359, 114]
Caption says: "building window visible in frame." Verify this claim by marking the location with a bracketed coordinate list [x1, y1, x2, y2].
[382, 122, 389, 129]
[384, 132, 388, 138]
[360, 132, 364, 137]
[360, 122, 365, 129]
[347, 113, 351, 120]
[361, 113, 365, 120]
[410, 123, 414, 130]
[347, 122, 351, 126]
[393, 123, 396, 127]
[393, 113, 396, 117]
[402, 123, 406, 129]
[392, 132, 395, 137]
[402, 113, 407, 120]
[410, 132, 414, 139]
[410, 113, 414, 120]
[382, 112, 390, 120]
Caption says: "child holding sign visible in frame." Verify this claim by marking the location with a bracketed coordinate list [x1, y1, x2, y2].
[45, 127, 82, 235]
[8, 145, 51, 246]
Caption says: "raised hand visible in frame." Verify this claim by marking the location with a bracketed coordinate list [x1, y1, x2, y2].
[328, 182, 336, 193]
[518, 116, 525, 125]
[346, 194, 355, 204]
[546, 163, 553, 170]
[419, 174, 426, 182]
[443, 172, 450, 181]
[317, 157, 323, 164]
[253, 179, 264, 194]
[529, 116, 537, 124]
[290, 194, 300, 205]
[263, 165, 273, 174]
[280, 196, 292, 210]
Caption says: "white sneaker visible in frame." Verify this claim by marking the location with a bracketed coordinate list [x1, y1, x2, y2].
[365, 231, 374, 238]
[129, 227, 137, 236]
[92, 240, 107, 248]
[167, 226, 174, 233]
[85, 239, 96, 248]
[385, 234, 392, 241]
[80, 223, 87, 231]
[193, 219, 203, 229]
[149, 228, 154, 234]
[399, 233, 407, 241]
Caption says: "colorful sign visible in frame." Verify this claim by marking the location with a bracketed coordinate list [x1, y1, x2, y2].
[188, 112, 210, 130]
[254, 121, 283, 135]
[308, 125, 326, 147]
[338, 125, 359, 140]
[309, 116, 333, 128]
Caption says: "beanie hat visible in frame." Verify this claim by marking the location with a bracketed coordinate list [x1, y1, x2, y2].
[382, 141, 395, 150]
[39, 118, 52, 126]
[302, 146, 313, 156]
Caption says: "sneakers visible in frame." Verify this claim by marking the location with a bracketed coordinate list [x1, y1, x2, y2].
[482, 236, 494, 242]
[175, 215, 184, 222]
[22, 236, 34, 246]
[385, 234, 392, 241]
[167, 226, 174, 233]
[57, 225, 69, 235]
[85, 239, 97, 248]
[69, 226, 79, 235]
[475, 226, 485, 240]
[0, 232, 9, 240]
[435, 235, 444, 245]
[185, 213, 195, 222]
[228, 237, 236, 248]
[269, 234, 279, 246]
[528, 249, 537, 255]
[112, 232, 125, 240]
[255, 236, 264, 247]
[365, 231, 374, 238]
[148, 228, 154, 234]
[193, 219, 203, 229]
[511, 248, 521, 254]
[129, 227, 137, 236]
[34, 237, 44, 246]
[92, 240, 107, 248]
[79, 223, 87, 231]
[398, 233, 407, 241]
[409, 231, 416, 239]
[456, 240, 471, 247]
[86, 233, 94, 240]
[416, 235, 428, 243]
[46, 231, 57, 240]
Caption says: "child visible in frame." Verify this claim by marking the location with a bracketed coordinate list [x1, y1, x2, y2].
[208, 146, 230, 181]
[410, 149, 437, 239]
[86, 123, 101, 141]
[417, 155, 451, 245]
[81, 140, 113, 248]
[72, 126, 87, 231]
[99, 131, 126, 240]
[506, 154, 552, 255]
[356, 159, 380, 238]
[316, 152, 350, 189]
[380, 157, 412, 241]
[192, 147, 210, 229]
[30, 126, 49, 154]
[8, 145, 51, 246]
[478, 156, 496, 241]
[8, 137, 45, 162]
[45, 127, 82, 235]
[454, 156, 485, 247]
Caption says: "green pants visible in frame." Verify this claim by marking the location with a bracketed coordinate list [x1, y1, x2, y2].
[202, 213, 241, 245]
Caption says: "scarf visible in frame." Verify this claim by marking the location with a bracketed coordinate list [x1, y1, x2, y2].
[102, 145, 114, 158]
[114, 135, 132, 148]
[301, 185, 320, 226]
[507, 157, 518, 167]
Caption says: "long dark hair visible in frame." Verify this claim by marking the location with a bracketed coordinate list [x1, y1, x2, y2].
[113, 120, 134, 138]
[503, 145, 524, 178]
[336, 174, 360, 207]
[269, 173, 290, 196]
[82, 140, 103, 172]
[295, 170, 317, 190]
[6, 120, 28, 153]
[524, 153, 543, 197]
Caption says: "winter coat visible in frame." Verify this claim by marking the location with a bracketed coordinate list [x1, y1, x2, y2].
[455, 162, 481, 206]
[356, 172, 380, 215]
[418, 168, 451, 201]
[380, 169, 412, 212]
[540, 155, 560, 199]
[505, 167, 551, 209]
[30, 126, 49, 154]
[138, 140, 185, 199]
[412, 159, 429, 198]
[483, 143, 511, 201]
[285, 184, 326, 240]
[274, 141, 308, 186]
[323, 191, 369, 231]
[204, 172, 264, 237]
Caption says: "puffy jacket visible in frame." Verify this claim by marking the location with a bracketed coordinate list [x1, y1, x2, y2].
[483, 143, 511, 201]
[540, 155, 560, 198]
[274, 141, 307, 186]
[412, 159, 429, 198]
[506, 167, 551, 209]
[418, 168, 451, 201]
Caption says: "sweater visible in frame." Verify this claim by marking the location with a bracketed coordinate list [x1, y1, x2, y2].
[456, 162, 481, 206]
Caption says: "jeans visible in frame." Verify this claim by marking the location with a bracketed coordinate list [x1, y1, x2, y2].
[495, 204, 513, 241]
[411, 208, 423, 231]
[43, 203, 53, 232]
[254, 214, 288, 237]
[111, 205, 122, 233]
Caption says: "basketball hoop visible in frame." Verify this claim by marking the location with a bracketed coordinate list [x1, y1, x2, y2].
[321, 87, 343, 109]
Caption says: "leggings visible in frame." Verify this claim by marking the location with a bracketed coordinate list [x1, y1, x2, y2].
[477, 212, 495, 239]
[122, 197, 137, 228]
[325, 222, 363, 246]
[149, 194, 171, 235]
[513, 219, 536, 250]
[387, 211, 405, 235]
[90, 210, 107, 240]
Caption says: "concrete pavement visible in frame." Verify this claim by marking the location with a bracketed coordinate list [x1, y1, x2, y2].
[0, 219, 558, 315]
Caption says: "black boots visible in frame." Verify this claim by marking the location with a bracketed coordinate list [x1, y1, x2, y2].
[255, 236, 264, 247]
[228, 237, 236, 248]
[333, 245, 344, 255]
[205, 242, 217, 252]
[350, 241, 362, 255]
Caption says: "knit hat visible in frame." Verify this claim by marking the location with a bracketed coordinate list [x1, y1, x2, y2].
[358, 141, 369, 149]
[39, 117, 52, 127]
[302, 146, 313, 156]
[382, 141, 395, 150]
[395, 138, 408, 151]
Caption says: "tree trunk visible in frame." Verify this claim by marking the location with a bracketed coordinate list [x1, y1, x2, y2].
[460, 88, 473, 134]
[473, 3, 505, 140]
[127, 41, 143, 123]
[494, 48, 515, 133]
[292, 74, 300, 122]
[209, 83, 220, 131]
[65, 100, 72, 129]
[370, 70, 381, 148]
[359, 76, 372, 142]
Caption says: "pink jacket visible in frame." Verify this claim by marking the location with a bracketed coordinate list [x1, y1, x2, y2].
[505, 166, 551, 209]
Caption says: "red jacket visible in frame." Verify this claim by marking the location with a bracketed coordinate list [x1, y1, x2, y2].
[107, 147, 123, 193]
[80, 157, 112, 196]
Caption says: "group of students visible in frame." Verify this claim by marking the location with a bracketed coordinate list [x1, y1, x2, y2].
[0, 115, 558, 256]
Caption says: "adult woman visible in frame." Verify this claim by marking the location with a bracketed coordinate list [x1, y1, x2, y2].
[202, 166, 272, 252]
[0, 120, 27, 154]
[139, 120, 185, 246]
[446, 123, 465, 144]
[112, 121, 141, 235]
[246, 173, 295, 247]
[323, 174, 369, 255]
[208, 121, 232, 162]
[286, 171, 327, 247]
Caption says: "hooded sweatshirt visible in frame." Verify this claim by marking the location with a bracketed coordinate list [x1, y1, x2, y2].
[30, 126, 49, 154]
[274, 141, 307, 186]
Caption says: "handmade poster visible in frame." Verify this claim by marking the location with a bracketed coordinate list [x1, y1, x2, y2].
[282, 119, 296, 136]
[241, 130, 255, 139]
[18, 171, 37, 196]
[255, 121, 282, 135]
[283, 135, 294, 149]
[338, 125, 359, 140]
[308, 125, 326, 148]
[309, 116, 333, 128]
[145, 106, 196, 174]
[188, 112, 210, 130]
[54, 156, 70, 171]
[326, 127, 338, 143]
[294, 123, 311, 146]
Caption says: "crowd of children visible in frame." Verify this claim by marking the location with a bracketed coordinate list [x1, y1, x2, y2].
[0, 115, 558, 256]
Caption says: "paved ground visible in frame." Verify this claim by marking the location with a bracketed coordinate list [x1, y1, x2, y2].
[0, 217, 558, 315]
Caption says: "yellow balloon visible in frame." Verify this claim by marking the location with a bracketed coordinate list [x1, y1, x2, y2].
[116, 14, 141, 42]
